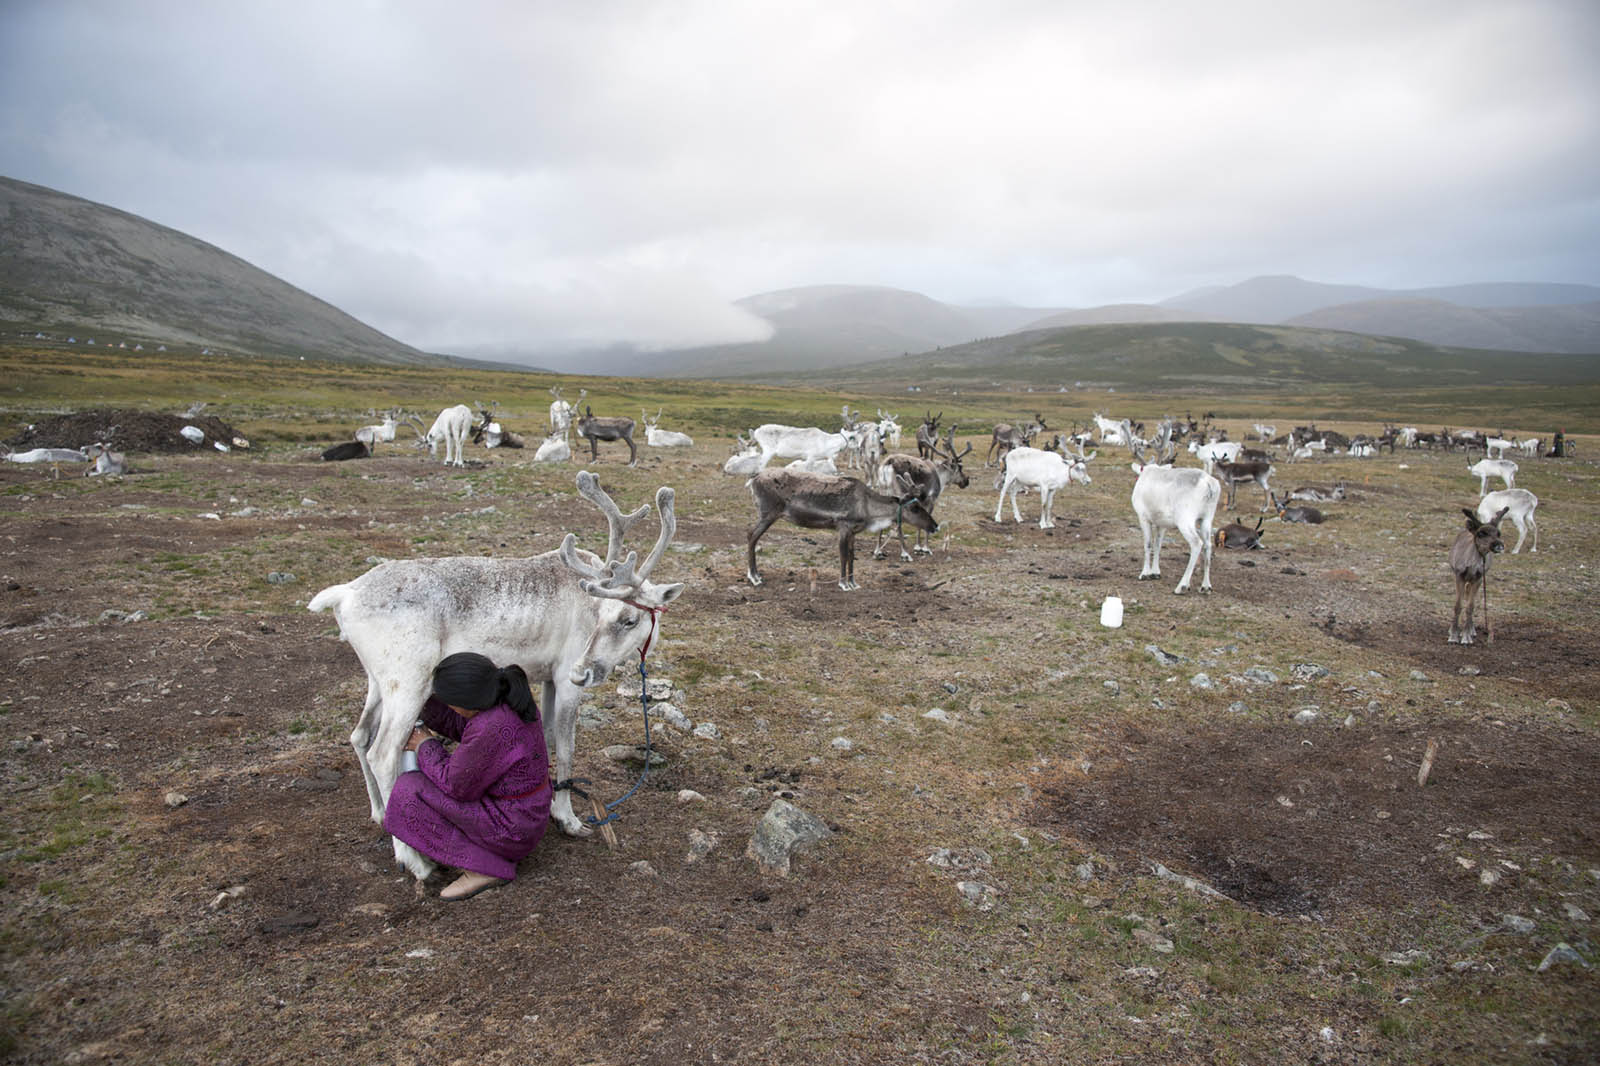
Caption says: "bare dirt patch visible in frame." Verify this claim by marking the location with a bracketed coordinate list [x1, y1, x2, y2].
[7, 407, 242, 453]
[1034, 717, 1600, 916]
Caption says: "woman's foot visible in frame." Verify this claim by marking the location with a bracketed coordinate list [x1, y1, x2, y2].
[439, 871, 508, 901]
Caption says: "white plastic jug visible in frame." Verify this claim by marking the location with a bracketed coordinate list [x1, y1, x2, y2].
[1100, 595, 1124, 628]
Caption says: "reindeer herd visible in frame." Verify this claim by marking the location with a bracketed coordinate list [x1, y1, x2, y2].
[278, 390, 1582, 889]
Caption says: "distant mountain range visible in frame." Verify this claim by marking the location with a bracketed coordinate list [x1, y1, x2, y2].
[3, 175, 1597, 382]
[0, 175, 443, 365]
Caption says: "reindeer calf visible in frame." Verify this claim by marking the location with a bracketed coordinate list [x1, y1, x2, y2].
[1448, 506, 1507, 645]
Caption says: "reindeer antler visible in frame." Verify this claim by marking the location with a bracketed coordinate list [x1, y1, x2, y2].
[559, 473, 677, 600]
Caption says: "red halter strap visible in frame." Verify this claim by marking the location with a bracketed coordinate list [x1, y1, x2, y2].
[623, 600, 665, 660]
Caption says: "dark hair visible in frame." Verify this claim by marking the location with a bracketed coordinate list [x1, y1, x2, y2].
[431, 652, 538, 723]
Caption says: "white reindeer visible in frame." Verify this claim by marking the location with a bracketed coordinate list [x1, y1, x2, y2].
[876, 410, 902, 450]
[723, 435, 767, 477]
[533, 433, 571, 463]
[1251, 423, 1276, 442]
[1468, 457, 1518, 495]
[1130, 442, 1220, 594]
[1477, 488, 1538, 554]
[993, 446, 1094, 528]
[308, 473, 685, 878]
[642, 409, 694, 448]
[1484, 436, 1514, 459]
[426, 404, 473, 467]
[1189, 439, 1242, 474]
[1514, 437, 1542, 457]
[85, 442, 127, 476]
[752, 423, 848, 466]
[355, 409, 400, 449]
[549, 387, 585, 438]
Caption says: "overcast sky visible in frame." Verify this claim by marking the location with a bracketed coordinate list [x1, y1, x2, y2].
[3, 0, 1597, 360]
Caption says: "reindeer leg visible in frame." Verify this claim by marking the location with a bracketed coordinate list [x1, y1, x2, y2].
[544, 678, 591, 837]
[350, 677, 387, 823]
[369, 665, 437, 880]
[626, 435, 638, 468]
[838, 526, 857, 591]
[746, 513, 779, 586]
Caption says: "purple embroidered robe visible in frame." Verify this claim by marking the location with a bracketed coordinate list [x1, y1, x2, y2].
[383, 696, 551, 880]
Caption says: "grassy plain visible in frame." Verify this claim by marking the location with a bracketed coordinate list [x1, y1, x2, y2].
[1, 342, 1596, 1065]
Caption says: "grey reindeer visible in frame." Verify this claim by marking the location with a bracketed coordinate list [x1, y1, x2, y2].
[1448, 505, 1508, 645]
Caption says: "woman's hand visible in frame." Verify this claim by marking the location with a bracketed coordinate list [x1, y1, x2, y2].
[405, 726, 431, 753]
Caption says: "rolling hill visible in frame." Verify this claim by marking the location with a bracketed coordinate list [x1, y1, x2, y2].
[0, 175, 443, 365]
[799, 321, 1600, 390]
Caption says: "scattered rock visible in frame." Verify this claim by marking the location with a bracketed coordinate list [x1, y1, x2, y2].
[653, 703, 692, 731]
[1074, 861, 1095, 883]
[830, 737, 853, 751]
[676, 789, 706, 804]
[691, 722, 721, 741]
[164, 791, 188, 808]
[1189, 673, 1213, 690]
[1479, 869, 1500, 887]
[1291, 663, 1330, 682]
[685, 830, 716, 864]
[1243, 667, 1278, 685]
[627, 860, 659, 879]
[1458, 665, 1481, 676]
[1293, 707, 1320, 724]
[956, 881, 998, 910]
[1382, 949, 1426, 965]
[1133, 928, 1174, 953]
[1103, 680, 1120, 695]
[1227, 701, 1248, 714]
[1409, 670, 1429, 682]
[746, 799, 833, 877]
[1146, 645, 1183, 667]
[349, 902, 390, 918]
[923, 708, 950, 723]
[1502, 914, 1536, 935]
[266, 572, 296, 585]
[1563, 903, 1590, 922]
[1122, 966, 1161, 979]
[602, 744, 666, 767]
[208, 885, 247, 910]
[1149, 862, 1227, 899]
[577, 705, 614, 730]
[405, 947, 434, 959]
[942, 682, 959, 695]
[1536, 943, 1590, 972]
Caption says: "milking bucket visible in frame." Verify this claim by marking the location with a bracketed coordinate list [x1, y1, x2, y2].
[1100, 595, 1124, 628]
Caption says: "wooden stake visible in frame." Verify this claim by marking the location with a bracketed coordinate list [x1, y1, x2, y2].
[590, 794, 619, 850]
[1417, 738, 1439, 787]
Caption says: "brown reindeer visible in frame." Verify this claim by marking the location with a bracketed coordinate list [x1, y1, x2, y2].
[575, 406, 638, 466]
[746, 469, 936, 591]
[1448, 506, 1507, 645]
[915, 411, 943, 459]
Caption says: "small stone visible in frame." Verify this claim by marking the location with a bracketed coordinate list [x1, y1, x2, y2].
[1133, 928, 1174, 953]
[927, 848, 955, 869]
[1382, 949, 1426, 965]
[627, 860, 659, 879]
[300, 498, 317, 507]
[1123, 966, 1161, 979]
[676, 789, 706, 804]
[942, 682, 959, 695]
[1103, 680, 1120, 695]
[1293, 707, 1320, 724]
[956, 881, 998, 910]
[691, 722, 721, 740]
[1409, 670, 1429, 682]
[1502, 914, 1536, 935]
[923, 708, 950, 723]
[1536, 943, 1590, 972]
[405, 947, 434, 958]
[1319, 1027, 1336, 1043]
[1227, 701, 1248, 714]
[1291, 663, 1329, 682]
[602, 744, 666, 767]
[830, 737, 853, 751]
[266, 572, 296, 585]
[350, 902, 389, 918]
[686, 830, 716, 863]
[746, 799, 833, 877]
[1074, 861, 1094, 882]
[1547, 698, 1572, 711]
[1480, 869, 1500, 887]
[653, 703, 692, 731]
[1189, 673, 1214, 690]
[1468, 830, 1493, 840]
[1146, 645, 1182, 667]
[165, 791, 188, 808]
[1243, 667, 1278, 684]
[1458, 665, 1481, 676]
[1563, 903, 1590, 922]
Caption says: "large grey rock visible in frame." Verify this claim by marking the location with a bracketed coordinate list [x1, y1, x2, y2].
[746, 799, 833, 877]
[1243, 666, 1278, 684]
[1536, 943, 1590, 972]
[1146, 645, 1183, 667]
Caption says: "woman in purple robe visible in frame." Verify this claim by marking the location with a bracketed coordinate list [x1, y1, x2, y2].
[383, 652, 552, 901]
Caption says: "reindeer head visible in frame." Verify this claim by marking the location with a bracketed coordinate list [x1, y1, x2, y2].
[936, 428, 972, 487]
[1461, 506, 1508, 557]
[559, 472, 685, 687]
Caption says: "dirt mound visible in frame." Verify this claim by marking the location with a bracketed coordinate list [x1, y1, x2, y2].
[5, 407, 242, 453]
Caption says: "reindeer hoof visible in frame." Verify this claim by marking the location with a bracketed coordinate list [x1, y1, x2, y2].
[747, 573, 763, 586]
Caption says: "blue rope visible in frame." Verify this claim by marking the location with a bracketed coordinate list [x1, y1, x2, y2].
[583, 655, 653, 827]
